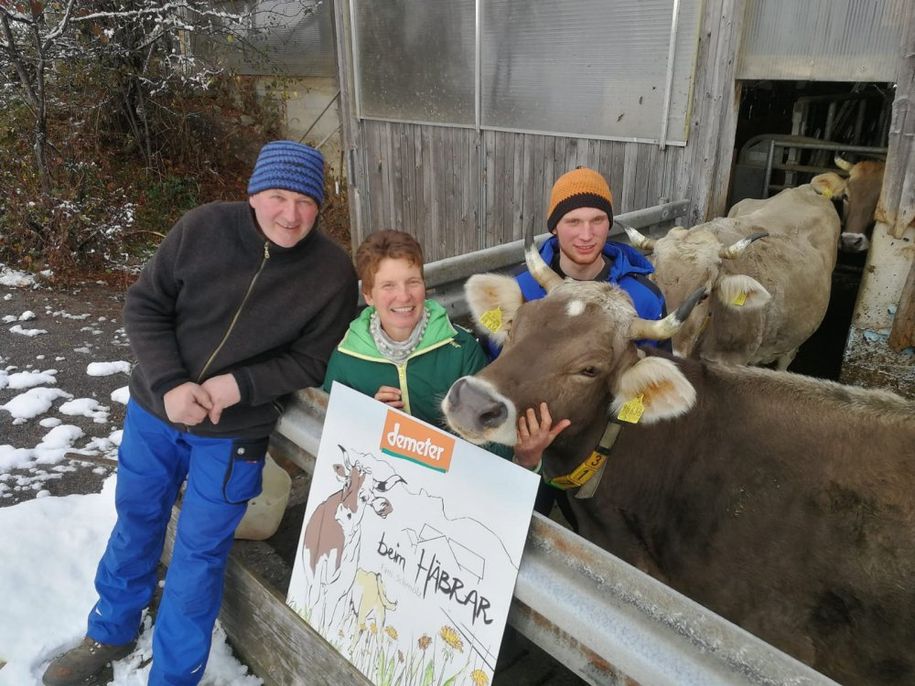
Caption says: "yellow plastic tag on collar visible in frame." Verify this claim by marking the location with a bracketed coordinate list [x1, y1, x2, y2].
[480, 307, 503, 333]
[732, 291, 748, 307]
[617, 393, 645, 424]
[549, 452, 607, 490]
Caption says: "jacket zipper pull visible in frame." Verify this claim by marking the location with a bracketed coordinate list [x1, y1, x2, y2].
[263, 242, 270, 259]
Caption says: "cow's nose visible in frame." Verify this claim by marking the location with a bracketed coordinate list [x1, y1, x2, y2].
[447, 377, 508, 429]
[478, 400, 508, 428]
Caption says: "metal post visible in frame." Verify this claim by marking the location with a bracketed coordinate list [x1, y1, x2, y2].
[658, 0, 682, 151]
[762, 139, 776, 198]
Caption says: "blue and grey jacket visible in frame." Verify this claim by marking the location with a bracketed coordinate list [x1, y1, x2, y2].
[485, 236, 668, 358]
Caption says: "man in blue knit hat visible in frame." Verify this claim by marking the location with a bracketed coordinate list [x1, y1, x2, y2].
[43, 141, 358, 686]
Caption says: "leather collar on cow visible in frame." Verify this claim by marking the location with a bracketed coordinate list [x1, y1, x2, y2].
[546, 418, 622, 497]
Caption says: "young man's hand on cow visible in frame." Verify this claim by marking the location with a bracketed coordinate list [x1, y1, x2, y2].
[514, 402, 571, 471]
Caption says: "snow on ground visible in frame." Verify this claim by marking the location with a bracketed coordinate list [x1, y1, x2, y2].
[88, 360, 132, 376]
[5, 369, 58, 389]
[2, 387, 73, 423]
[0, 265, 36, 288]
[9, 324, 48, 337]
[111, 386, 130, 405]
[59, 397, 111, 423]
[0, 268, 262, 685]
[0, 477, 262, 686]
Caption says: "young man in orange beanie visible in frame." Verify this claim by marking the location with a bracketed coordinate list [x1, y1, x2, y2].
[496, 167, 668, 523]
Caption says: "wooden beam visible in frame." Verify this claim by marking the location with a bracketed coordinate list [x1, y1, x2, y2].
[888, 260, 915, 352]
[218, 551, 372, 686]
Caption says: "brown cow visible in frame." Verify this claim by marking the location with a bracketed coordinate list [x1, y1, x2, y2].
[807, 156, 885, 252]
[626, 184, 840, 369]
[835, 155, 885, 251]
[442, 247, 915, 685]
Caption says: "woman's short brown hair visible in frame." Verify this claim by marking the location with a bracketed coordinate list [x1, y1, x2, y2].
[356, 230, 425, 291]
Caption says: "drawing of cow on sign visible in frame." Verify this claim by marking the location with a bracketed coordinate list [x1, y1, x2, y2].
[299, 445, 405, 629]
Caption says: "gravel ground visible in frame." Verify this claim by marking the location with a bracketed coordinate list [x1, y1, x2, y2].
[1, 279, 131, 507]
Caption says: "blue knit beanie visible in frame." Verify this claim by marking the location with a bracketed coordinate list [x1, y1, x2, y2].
[247, 140, 325, 205]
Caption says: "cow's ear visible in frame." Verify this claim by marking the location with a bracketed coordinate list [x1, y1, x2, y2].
[716, 274, 771, 311]
[611, 357, 696, 424]
[465, 273, 524, 344]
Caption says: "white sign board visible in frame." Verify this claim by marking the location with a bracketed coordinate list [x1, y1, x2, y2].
[287, 382, 539, 686]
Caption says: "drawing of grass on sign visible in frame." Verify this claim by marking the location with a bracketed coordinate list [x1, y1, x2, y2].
[343, 620, 492, 686]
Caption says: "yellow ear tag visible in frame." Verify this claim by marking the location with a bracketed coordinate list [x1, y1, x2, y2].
[617, 393, 645, 424]
[732, 291, 748, 307]
[822, 189, 833, 200]
[480, 307, 503, 333]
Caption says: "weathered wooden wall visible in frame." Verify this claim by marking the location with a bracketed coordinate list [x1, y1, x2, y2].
[337, 0, 745, 261]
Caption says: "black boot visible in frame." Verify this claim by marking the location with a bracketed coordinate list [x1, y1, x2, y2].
[43, 636, 135, 686]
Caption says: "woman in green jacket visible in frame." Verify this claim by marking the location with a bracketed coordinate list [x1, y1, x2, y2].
[324, 230, 561, 469]
[322, 230, 488, 430]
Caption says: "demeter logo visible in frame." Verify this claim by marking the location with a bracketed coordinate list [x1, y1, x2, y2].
[381, 411, 454, 472]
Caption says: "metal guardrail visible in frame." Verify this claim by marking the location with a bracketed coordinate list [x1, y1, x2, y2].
[275, 389, 837, 686]
[419, 199, 691, 319]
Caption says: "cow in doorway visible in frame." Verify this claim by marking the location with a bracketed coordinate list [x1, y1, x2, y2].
[807, 156, 885, 252]
[442, 247, 915, 685]
[626, 183, 840, 369]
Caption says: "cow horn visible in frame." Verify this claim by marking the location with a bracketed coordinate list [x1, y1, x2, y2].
[628, 287, 707, 340]
[624, 225, 656, 253]
[834, 155, 853, 172]
[524, 245, 564, 292]
[719, 231, 769, 259]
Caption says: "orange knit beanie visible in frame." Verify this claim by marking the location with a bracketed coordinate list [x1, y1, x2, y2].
[547, 167, 614, 232]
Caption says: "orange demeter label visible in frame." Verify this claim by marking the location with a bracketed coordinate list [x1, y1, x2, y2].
[381, 411, 455, 473]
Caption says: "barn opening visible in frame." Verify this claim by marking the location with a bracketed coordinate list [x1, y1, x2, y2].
[729, 80, 893, 380]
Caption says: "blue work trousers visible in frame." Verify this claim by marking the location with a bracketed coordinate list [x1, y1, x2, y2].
[87, 400, 266, 685]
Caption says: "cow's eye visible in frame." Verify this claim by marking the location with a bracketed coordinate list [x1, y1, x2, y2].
[579, 366, 598, 377]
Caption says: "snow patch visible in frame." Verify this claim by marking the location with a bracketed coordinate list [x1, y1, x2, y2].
[111, 386, 130, 405]
[6, 369, 58, 390]
[2, 387, 72, 421]
[10, 324, 48, 337]
[87, 361, 131, 377]
[0, 265, 35, 287]
[59, 398, 110, 424]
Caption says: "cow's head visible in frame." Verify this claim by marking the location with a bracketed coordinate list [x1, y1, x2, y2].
[337, 446, 405, 520]
[835, 155, 886, 250]
[443, 248, 703, 449]
[333, 446, 369, 516]
[624, 224, 770, 358]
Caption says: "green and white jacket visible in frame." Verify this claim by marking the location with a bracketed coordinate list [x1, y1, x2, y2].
[323, 300, 488, 430]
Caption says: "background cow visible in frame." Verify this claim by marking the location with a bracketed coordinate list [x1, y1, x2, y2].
[797, 156, 885, 252]
[443, 248, 915, 685]
[626, 183, 840, 369]
[834, 155, 885, 252]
